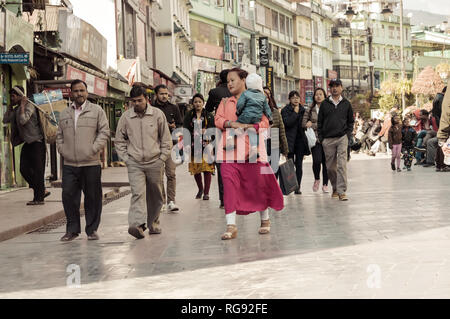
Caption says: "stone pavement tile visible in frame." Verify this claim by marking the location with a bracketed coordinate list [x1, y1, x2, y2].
[0, 158, 449, 298]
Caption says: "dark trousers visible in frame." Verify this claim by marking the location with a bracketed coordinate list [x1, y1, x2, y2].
[215, 162, 224, 204]
[62, 165, 102, 235]
[436, 146, 445, 169]
[288, 151, 304, 191]
[311, 143, 328, 185]
[20, 141, 46, 201]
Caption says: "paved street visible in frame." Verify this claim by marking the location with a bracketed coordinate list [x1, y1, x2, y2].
[0, 154, 449, 298]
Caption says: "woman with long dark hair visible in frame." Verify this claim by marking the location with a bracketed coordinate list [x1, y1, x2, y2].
[264, 87, 289, 161]
[281, 90, 311, 194]
[302, 87, 329, 193]
[183, 93, 215, 200]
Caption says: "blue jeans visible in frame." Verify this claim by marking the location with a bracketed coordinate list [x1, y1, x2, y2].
[415, 130, 427, 162]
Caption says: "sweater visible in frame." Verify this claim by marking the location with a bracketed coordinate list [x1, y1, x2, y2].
[317, 97, 354, 142]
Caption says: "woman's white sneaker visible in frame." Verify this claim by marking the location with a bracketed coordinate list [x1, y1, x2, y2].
[168, 201, 179, 212]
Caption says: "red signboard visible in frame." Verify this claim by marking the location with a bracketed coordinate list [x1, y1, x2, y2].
[327, 69, 338, 80]
[66, 65, 107, 97]
[194, 42, 224, 60]
[314, 76, 323, 89]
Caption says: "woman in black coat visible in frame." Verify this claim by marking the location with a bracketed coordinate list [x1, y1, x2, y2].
[281, 90, 311, 194]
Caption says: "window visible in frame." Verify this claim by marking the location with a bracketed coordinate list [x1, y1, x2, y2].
[272, 10, 278, 32]
[389, 26, 395, 39]
[268, 43, 272, 60]
[354, 40, 364, 56]
[301, 51, 305, 67]
[273, 45, 279, 62]
[298, 21, 303, 38]
[381, 24, 385, 38]
[265, 7, 272, 29]
[227, 0, 233, 13]
[306, 23, 310, 39]
[281, 48, 286, 65]
[396, 26, 400, 40]
[341, 39, 351, 55]
[256, 3, 265, 25]
[313, 20, 318, 43]
[280, 15, 285, 35]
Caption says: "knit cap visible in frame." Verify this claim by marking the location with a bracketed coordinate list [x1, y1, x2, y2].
[246, 73, 264, 93]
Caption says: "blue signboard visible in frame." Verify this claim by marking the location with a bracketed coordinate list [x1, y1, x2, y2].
[0, 53, 30, 64]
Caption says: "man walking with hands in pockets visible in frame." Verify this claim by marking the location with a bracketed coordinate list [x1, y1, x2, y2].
[115, 85, 172, 239]
[317, 79, 354, 201]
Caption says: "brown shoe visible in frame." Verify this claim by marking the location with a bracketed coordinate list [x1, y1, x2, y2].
[87, 231, 99, 240]
[27, 201, 45, 206]
[221, 224, 237, 240]
[128, 226, 145, 239]
[339, 193, 349, 201]
[332, 191, 339, 199]
[60, 233, 79, 242]
[149, 226, 162, 234]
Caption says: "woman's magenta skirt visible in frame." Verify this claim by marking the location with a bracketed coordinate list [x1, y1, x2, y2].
[221, 162, 284, 215]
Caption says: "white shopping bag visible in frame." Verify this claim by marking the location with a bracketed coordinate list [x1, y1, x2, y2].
[305, 127, 317, 149]
[370, 140, 381, 153]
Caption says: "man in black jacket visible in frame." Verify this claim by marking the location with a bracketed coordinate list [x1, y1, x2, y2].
[153, 84, 183, 215]
[205, 69, 232, 114]
[317, 79, 354, 201]
[204, 69, 231, 208]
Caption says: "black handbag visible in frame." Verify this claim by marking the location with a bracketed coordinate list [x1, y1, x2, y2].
[278, 158, 299, 195]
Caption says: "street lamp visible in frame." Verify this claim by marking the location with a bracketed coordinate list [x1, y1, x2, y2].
[345, 6, 356, 98]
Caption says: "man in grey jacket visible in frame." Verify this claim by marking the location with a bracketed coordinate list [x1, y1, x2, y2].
[115, 85, 172, 239]
[2, 86, 48, 205]
[57, 80, 110, 241]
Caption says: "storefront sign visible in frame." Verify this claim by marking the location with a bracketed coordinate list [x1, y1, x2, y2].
[0, 53, 29, 64]
[194, 42, 223, 60]
[58, 11, 107, 72]
[44, 87, 72, 98]
[266, 66, 274, 94]
[259, 37, 269, 67]
[305, 79, 314, 107]
[195, 71, 203, 95]
[314, 76, 323, 89]
[327, 69, 338, 80]
[225, 25, 240, 37]
[4, 11, 34, 63]
[66, 65, 107, 97]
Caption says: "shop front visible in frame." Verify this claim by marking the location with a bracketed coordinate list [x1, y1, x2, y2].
[0, 9, 34, 189]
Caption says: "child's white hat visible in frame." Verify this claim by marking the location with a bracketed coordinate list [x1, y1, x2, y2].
[246, 73, 264, 93]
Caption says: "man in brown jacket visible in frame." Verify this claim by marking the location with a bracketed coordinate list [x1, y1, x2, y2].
[115, 85, 172, 239]
[57, 80, 110, 241]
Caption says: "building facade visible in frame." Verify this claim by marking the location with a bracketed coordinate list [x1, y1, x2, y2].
[293, 3, 313, 105]
[329, 0, 413, 96]
[190, 0, 257, 98]
[155, 0, 193, 86]
[254, 0, 297, 106]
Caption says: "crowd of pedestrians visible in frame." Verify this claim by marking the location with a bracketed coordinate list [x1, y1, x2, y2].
[4, 70, 449, 242]
[351, 86, 449, 173]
